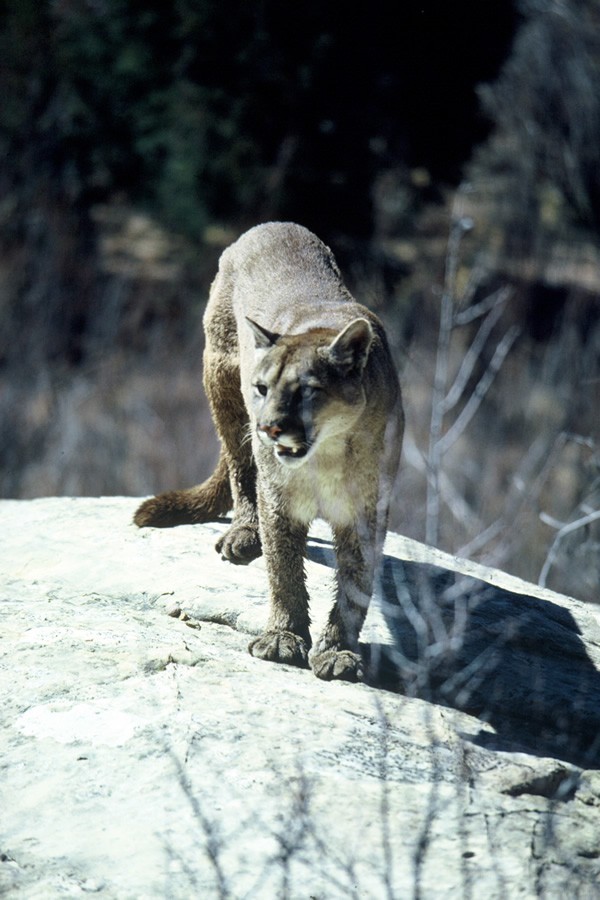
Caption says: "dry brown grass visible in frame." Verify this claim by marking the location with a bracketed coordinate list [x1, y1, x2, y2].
[2, 199, 598, 603]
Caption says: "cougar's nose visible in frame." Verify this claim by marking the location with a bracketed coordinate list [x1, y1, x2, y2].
[258, 423, 283, 441]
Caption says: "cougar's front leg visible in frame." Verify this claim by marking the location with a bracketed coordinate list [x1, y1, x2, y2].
[310, 520, 377, 682]
[248, 491, 311, 669]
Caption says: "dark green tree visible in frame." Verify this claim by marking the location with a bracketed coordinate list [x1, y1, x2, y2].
[474, 0, 600, 248]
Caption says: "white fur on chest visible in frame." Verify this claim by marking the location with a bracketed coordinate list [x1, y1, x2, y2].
[284, 440, 362, 527]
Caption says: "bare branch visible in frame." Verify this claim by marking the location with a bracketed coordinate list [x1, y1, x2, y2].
[457, 518, 507, 560]
[461, 431, 598, 565]
[453, 285, 512, 327]
[437, 325, 520, 456]
[405, 434, 483, 534]
[455, 253, 490, 311]
[426, 284, 453, 546]
[539, 508, 600, 588]
[443, 295, 509, 414]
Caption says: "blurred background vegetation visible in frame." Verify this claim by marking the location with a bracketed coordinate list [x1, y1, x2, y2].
[1, 0, 599, 601]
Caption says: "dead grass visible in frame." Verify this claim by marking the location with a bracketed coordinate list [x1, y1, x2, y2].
[1, 346, 219, 500]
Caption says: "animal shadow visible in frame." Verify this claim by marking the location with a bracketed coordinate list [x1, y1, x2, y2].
[307, 540, 600, 768]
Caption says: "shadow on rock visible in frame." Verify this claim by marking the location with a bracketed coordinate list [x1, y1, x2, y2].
[372, 556, 600, 768]
[307, 541, 600, 768]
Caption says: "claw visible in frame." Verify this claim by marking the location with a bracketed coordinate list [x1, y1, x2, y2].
[310, 648, 364, 682]
[248, 630, 310, 668]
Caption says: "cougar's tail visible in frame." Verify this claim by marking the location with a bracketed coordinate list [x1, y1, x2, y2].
[134, 452, 232, 528]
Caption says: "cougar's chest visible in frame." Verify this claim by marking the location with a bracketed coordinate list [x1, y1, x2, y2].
[284, 440, 361, 527]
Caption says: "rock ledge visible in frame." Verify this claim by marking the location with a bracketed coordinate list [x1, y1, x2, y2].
[1, 497, 599, 898]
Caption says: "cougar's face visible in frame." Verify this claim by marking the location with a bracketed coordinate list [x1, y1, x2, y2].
[249, 327, 369, 470]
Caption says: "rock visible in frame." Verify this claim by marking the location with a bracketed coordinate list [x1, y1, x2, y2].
[1, 496, 599, 898]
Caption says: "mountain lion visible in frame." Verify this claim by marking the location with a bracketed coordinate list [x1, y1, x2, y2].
[135, 222, 403, 681]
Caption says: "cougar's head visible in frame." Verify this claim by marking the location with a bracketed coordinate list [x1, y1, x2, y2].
[247, 316, 373, 469]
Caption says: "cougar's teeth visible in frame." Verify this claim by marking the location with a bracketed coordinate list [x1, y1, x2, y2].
[275, 443, 306, 458]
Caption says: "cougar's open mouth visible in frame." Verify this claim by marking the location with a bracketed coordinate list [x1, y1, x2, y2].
[256, 426, 313, 464]
[274, 442, 309, 460]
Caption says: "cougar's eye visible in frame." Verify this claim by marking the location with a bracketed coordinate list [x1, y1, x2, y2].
[302, 383, 323, 400]
[254, 382, 268, 397]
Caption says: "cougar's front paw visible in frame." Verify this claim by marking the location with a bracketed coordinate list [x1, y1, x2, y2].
[310, 648, 364, 682]
[248, 630, 310, 668]
[216, 524, 262, 565]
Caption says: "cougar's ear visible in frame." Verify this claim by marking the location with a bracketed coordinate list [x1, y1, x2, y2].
[325, 317, 374, 373]
[246, 317, 280, 349]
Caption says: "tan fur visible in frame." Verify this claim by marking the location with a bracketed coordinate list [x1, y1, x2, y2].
[135, 222, 404, 680]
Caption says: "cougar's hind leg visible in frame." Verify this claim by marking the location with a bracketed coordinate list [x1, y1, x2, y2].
[133, 452, 232, 528]
[135, 257, 261, 564]
[199, 265, 261, 565]
[203, 348, 262, 565]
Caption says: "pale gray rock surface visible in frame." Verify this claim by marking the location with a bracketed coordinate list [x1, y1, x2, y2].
[1, 497, 600, 898]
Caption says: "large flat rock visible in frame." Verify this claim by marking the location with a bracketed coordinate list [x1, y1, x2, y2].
[1, 497, 599, 898]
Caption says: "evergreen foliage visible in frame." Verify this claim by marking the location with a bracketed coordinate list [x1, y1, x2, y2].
[474, 0, 600, 247]
[0, 0, 516, 238]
